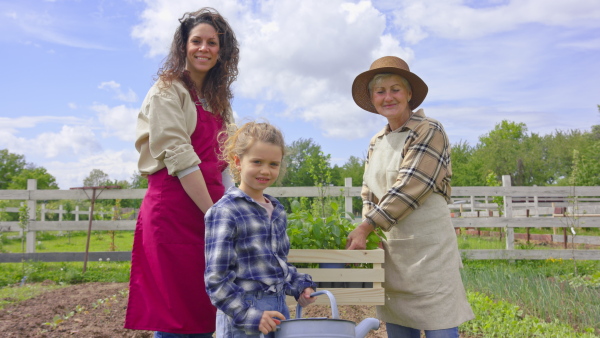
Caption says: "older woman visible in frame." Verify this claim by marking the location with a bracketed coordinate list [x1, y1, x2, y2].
[346, 56, 474, 338]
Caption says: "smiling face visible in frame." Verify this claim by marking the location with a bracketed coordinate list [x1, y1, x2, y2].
[370, 74, 413, 130]
[235, 141, 283, 202]
[185, 23, 220, 85]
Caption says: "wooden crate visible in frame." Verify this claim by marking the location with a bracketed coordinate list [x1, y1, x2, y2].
[286, 249, 385, 306]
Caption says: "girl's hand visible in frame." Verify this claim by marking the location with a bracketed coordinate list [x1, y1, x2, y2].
[298, 288, 316, 307]
[259, 311, 285, 334]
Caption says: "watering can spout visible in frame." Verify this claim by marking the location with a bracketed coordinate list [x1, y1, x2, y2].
[355, 317, 380, 338]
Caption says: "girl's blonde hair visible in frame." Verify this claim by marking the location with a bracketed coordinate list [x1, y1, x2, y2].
[220, 121, 286, 183]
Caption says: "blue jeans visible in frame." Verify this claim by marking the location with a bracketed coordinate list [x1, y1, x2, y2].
[216, 290, 290, 338]
[154, 332, 214, 338]
[386, 323, 459, 338]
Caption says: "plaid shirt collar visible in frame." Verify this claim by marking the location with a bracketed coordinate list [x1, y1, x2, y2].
[376, 108, 426, 137]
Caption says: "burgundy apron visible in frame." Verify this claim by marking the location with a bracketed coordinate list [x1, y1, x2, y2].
[125, 93, 226, 334]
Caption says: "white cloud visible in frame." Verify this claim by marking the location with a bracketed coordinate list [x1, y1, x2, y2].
[45, 149, 139, 189]
[1, 124, 101, 159]
[0, 116, 82, 133]
[132, 0, 403, 140]
[98, 81, 138, 102]
[391, 0, 600, 43]
[130, 0, 600, 148]
[91, 104, 138, 142]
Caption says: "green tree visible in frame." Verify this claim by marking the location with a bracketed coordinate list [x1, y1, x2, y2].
[280, 138, 325, 187]
[476, 120, 527, 185]
[450, 141, 485, 186]
[331, 156, 364, 187]
[557, 133, 600, 186]
[82, 169, 111, 187]
[130, 170, 148, 189]
[544, 129, 588, 184]
[0, 149, 27, 189]
[331, 156, 365, 215]
[7, 166, 59, 190]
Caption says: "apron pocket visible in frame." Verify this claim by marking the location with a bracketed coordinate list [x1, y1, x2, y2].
[383, 234, 442, 296]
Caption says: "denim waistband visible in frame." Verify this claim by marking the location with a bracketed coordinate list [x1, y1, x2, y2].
[240, 279, 285, 293]
[243, 285, 285, 299]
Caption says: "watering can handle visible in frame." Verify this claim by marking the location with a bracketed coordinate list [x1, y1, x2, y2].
[295, 290, 339, 319]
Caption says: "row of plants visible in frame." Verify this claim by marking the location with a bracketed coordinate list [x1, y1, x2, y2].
[461, 259, 600, 335]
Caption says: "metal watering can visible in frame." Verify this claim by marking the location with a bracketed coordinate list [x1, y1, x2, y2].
[261, 290, 380, 338]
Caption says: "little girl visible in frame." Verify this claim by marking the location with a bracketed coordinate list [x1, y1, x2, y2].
[204, 121, 317, 337]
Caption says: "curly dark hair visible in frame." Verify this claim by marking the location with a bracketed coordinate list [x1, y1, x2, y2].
[158, 7, 239, 123]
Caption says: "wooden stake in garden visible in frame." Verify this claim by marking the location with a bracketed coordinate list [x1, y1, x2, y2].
[70, 185, 121, 273]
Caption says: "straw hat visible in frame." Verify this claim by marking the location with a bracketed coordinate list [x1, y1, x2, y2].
[352, 56, 428, 114]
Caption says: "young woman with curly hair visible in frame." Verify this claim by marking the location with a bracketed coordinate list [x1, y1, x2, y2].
[125, 7, 239, 338]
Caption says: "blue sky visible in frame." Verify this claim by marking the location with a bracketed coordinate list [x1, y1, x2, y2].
[1, 0, 599, 189]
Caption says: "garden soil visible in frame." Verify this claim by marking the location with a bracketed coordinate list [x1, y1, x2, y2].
[0, 282, 392, 337]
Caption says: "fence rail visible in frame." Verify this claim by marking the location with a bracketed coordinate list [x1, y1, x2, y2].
[1, 176, 600, 260]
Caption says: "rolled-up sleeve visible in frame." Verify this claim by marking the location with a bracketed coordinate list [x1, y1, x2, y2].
[135, 81, 200, 176]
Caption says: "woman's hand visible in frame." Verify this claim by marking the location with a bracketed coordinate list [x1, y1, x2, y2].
[298, 288, 316, 307]
[345, 221, 375, 250]
[259, 311, 285, 334]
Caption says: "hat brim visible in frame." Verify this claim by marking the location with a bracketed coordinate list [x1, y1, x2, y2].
[352, 67, 428, 114]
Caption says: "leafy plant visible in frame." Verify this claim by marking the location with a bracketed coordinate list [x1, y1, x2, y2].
[287, 200, 382, 250]
[43, 314, 63, 329]
[461, 291, 597, 337]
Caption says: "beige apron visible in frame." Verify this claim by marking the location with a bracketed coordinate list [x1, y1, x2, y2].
[365, 130, 474, 330]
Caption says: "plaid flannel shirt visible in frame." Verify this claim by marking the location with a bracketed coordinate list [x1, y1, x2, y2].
[361, 109, 453, 231]
[204, 187, 316, 333]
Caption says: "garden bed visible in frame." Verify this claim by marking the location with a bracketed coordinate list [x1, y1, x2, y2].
[0, 282, 390, 337]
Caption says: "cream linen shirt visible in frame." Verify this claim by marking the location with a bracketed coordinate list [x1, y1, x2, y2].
[135, 79, 230, 177]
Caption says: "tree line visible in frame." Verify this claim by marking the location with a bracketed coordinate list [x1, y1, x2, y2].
[1, 116, 599, 219]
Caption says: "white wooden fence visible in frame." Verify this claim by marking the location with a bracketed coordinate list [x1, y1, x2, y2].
[1, 176, 600, 261]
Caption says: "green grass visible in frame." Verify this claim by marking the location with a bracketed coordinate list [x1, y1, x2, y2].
[462, 259, 600, 335]
[0, 283, 65, 310]
[0, 230, 135, 253]
[458, 234, 506, 249]
[0, 260, 131, 287]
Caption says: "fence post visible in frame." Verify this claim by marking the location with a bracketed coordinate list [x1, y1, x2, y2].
[502, 175, 514, 250]
[26, 179, 37, 253]
[75, 206, 80, 221]
[344, 177, 353, 220]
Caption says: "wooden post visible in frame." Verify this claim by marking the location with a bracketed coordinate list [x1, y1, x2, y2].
[26, 179, 37, 253]
[83, 190, 97, 273]
[344, 177, 353, 220]
[502, 175, 514, 250]
[75, 205, 80, 221]
[476, 211, 481, 236]
[526, 209, 530, 243]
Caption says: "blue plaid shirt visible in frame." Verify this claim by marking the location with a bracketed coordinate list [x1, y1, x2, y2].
[204, 187, 316, 333]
